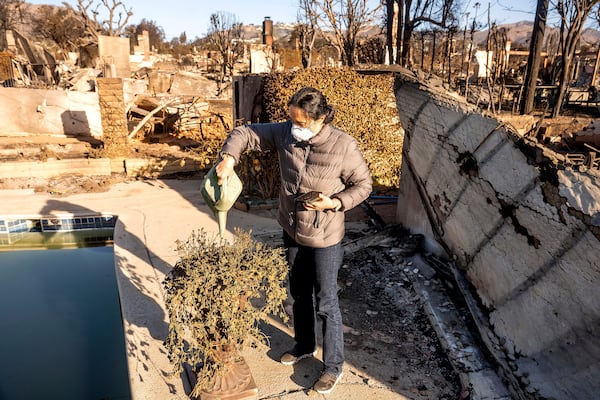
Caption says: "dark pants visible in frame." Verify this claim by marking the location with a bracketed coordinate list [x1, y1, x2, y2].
[284, 231, 344, 376]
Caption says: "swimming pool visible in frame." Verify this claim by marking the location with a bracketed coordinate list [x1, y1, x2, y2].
[0, 244, 131, 399]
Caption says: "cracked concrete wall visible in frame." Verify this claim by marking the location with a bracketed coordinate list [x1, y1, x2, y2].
[394, 73, 600, 400]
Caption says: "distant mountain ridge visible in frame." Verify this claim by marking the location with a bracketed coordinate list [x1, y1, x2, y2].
[474, 20, 600, 49]
[251, 20, 599, 51]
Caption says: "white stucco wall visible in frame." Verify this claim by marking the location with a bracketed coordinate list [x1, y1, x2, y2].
[394, 73, 600, 400]
[0, 87, 102, 137]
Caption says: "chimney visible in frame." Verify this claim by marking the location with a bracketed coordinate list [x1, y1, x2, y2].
[262, 16, 273, 47]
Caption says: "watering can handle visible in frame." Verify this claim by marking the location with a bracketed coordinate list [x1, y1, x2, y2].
[216, 169, 228, 201]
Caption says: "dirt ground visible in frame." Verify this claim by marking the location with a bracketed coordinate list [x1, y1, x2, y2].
[337, 225, 461, 399]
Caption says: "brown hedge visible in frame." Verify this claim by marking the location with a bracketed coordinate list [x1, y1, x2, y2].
[239, 67, 403, 199]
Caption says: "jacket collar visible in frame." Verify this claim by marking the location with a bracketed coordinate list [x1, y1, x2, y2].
[311, 123, 334, 145]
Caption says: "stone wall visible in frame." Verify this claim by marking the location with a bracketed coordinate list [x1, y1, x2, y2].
[97, 78, 128, 155]
[394, 72, 600, 399]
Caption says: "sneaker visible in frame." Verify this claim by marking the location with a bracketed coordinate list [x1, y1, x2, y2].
[313, 371, 343, 394]
[279, 348, 317, 365]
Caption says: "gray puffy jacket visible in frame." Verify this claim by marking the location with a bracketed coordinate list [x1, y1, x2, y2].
[220, 120, 372, 248]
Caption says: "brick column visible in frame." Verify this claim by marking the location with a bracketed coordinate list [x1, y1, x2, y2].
[97, 77, 129, 156]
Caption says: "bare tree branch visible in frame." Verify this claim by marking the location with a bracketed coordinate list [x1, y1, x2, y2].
[317, 0, 382, 66]
[551, 0, 600, 117]
[387, 0, 458, 66]
[99, 0, 132, 36]
[62, 0, 133, 40]
[207, 11, 244, 95]
[297, 0, 319, 68]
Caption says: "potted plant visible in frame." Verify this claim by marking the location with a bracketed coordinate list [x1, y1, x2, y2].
[163, 228, 288, 399]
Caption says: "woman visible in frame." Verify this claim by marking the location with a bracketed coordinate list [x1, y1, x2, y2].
[215, 87, 372, 394]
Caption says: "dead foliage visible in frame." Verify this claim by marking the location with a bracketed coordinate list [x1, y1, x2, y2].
[238, 67, 403, 199]
[163, 229, 289, 395]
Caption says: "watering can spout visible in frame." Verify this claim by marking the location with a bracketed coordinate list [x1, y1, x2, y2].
[200, 163, 243, 238]
[217, 211, 228, 238]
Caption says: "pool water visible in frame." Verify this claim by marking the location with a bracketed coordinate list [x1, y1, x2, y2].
[0, 246, 131, 400]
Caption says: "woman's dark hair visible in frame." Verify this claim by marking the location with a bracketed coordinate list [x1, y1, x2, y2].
[288, 87, 335, 124]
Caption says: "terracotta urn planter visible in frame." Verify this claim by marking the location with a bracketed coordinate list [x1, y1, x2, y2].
[198, 345, 258, 400]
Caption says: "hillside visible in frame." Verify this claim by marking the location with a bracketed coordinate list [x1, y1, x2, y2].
[474, 20, 600, 49]
[254, 19, 600, 53]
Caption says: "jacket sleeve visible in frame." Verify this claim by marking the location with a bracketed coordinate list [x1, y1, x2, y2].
[220, 122, 286, 163]
[334, 138, 372, 211]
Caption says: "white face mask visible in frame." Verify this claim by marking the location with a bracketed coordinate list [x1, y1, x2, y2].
[291, 125, 317, 141]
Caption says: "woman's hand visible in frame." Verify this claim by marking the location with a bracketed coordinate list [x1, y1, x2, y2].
[303, 193, 342, 212]
[215, 154, 235, 185]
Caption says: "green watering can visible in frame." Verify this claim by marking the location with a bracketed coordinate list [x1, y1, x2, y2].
[201, 163, 243, 238]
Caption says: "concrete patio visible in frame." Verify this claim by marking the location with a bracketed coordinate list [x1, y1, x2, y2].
[1, 179, 412, 400]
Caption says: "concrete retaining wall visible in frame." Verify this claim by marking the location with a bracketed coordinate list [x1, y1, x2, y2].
[394, 73, 600, 399]
[0, 157, 202, 180]
[0, 158, 111, 179]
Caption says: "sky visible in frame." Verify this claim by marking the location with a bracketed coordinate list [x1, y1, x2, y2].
[27, 0, 537, 41]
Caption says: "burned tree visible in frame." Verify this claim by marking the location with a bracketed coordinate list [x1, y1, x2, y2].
[592, 7, 600, 86]
[520, 0, 549, 115]
[126, 18, 166, 52]
[297, 0, 319, 68]
[317, 0, 382, 66]
[31, 5, 87, 52]
[483, 23, 510, 113]
[0, 0, 24, 35]
[385, 0, 396, 65]
[207, 11, 244, 95]
[386, 0, 457, 66]
[62, 0, 133, 40]
[551, 0, 600, 117]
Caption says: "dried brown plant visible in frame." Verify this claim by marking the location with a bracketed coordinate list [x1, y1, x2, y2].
[163, 229, 288, 395]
